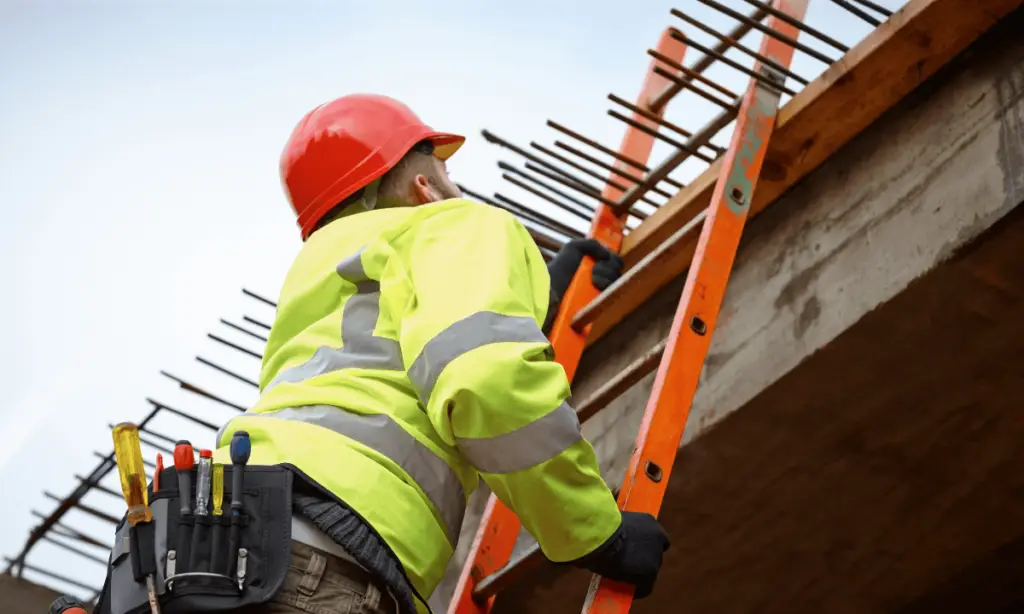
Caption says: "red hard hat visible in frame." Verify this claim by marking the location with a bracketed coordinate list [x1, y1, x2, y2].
[280, 94, 465, 240]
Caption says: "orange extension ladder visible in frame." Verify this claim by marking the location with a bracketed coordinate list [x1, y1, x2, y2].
[449, 2, 809, 612]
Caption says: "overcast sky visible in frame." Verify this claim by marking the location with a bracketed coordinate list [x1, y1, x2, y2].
[0, 0, 886, 601]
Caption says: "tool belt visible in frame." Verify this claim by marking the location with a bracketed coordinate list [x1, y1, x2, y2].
[107, 464, 292, 614]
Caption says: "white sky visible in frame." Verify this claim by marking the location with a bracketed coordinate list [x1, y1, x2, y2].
[0, 0, 887, 601]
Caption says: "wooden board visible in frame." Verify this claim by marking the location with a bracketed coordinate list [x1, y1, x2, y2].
[580, 0, 1023, 343]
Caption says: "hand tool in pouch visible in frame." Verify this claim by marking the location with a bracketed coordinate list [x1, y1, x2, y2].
[189, 449, 213, 571]
[112, 422, 161, 614]
[210, 462, 225, 574]
[227, 430, 251, 588]
[173, 440, 195, 577]
[153, 453, 163, 493]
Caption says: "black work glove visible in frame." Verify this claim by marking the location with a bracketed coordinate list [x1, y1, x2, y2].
[569, 511, 670, 599]
[548, 238, 623, 296]
[543, 238, 624, 334]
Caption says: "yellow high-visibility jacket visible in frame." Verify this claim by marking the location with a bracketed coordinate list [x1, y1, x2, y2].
[215, 198, 620, 601]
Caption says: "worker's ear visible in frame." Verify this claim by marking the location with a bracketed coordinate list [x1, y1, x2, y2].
[411, 173, 440, 204]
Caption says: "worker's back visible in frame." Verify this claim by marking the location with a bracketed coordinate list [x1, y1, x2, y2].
[218, 196, 606, 601]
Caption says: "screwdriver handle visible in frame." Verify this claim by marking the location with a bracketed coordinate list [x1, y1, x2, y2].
[229, 431, 251, 515]
[174, 440, 194, 516]
[226, 431, 251, 581]
[112, 423, 152, 526]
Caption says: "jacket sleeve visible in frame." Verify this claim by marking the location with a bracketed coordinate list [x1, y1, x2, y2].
[399, 201, 621, 563]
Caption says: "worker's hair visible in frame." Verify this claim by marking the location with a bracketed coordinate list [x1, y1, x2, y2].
[377, 140, 449, 204]
[312, 139, 454, 234]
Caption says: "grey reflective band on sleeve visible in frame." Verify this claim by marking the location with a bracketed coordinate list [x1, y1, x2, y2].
[455, 401, 582, 474]
[265, 247, 403, 392]
[246, 405, 466, 544]
[407, 311, 550, 404]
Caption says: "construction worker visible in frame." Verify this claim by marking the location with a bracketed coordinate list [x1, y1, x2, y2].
[212, 94, 671, 614]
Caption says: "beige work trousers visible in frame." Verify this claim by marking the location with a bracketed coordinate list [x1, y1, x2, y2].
[235, 540, 398, 614]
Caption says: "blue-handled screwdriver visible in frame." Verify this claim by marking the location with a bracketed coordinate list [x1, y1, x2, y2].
[227, 431, 251, 581]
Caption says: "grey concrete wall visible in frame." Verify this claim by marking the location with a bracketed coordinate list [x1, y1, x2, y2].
[429, 7, 1024, 611]
[0, 574, 64, 614]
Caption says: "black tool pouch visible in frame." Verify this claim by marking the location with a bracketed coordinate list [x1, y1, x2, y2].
[106, 465, 292, 614]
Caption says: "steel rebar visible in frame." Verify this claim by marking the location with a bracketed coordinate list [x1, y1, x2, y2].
[523, 161, 627, 211]
[554, 140, 685, 191]
[672, 10, 809, 85]
[138, 433, 173, 456]
[74, 473, 122, 501]
[457, 183, 567, 252]
[5, 405, 162, 576]
[242, 288, 277, 308]
[652, 65, 742, 113]
[41, 535, 108, 566]
[499, 164, 595, 220]
[458, 183, 581, 239]
[207, 333, 263, 360]
[220, 319, 268, 343]
[608, 93, 727, 155]
[89, 452, 155, 471]
[736, 0, 851, 52]
[490, 139, 654, 219]
[650, 6, 767, 110]
[525, 161, 652, 219]
[33, 514, 109, 550]
[135, 424, 178, 447]
[483, 130, 599, 193]
[615, 102, 739, 212]
[547, 120, 649, 172]
[846, 0, 893, 16]
[46, 489, 120, 525]
[530, 141, 666, 207]
[608, 109, 717, 164]
[196, 356, 260, 389]
[829, 0, 883, 25]
[692, 0, 838, 64]
[6, 557, 100, 594]
[501, 174, 595, 223]
[159, 372, 248, 412]
[147, 399, 220, 431]
[649, 48, 740, 101]
[243, 315, 272, 330]
[670, 29, 799, 96]
[493, 193, 585, 239]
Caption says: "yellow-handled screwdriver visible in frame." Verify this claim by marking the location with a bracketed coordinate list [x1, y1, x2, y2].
[112, 423, 161, 614]
[210, 464, 225, 574]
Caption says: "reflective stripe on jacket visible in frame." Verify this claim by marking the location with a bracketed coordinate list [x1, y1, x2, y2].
[215, 198, 621, 599]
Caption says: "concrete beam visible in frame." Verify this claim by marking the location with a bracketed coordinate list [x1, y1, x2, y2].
[0, 574, 63, 614]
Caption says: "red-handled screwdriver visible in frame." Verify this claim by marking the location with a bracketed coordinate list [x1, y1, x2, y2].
[173, 440, 195, 574]
[154, 453, 164, 493]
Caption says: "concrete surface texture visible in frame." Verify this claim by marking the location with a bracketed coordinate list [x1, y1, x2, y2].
[0, 573, 63, 614]
[430, 6, 1024, 613]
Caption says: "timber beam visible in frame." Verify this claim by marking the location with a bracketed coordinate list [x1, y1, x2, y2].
[577, 0, 1024, 343]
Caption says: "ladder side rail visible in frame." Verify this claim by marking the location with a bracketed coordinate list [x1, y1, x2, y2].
[447, 28, 688, 614]
[580, 1, 809, 612]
